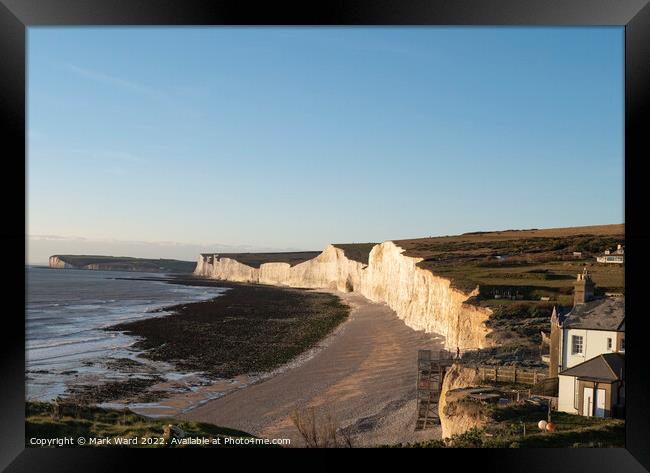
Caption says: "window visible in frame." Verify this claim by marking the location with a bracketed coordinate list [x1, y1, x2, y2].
[607, 337, 613, 351]
[620, 338, 625, 352]
[572, 335, 584, 355]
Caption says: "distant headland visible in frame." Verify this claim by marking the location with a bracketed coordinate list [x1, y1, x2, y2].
[48, 255, 196, 273]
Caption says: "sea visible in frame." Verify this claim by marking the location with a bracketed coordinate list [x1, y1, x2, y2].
[26, 266, 226, 402]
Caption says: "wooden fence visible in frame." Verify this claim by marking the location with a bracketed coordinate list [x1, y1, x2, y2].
[476, 365, 548, 385]
[432, 349, 551, 387]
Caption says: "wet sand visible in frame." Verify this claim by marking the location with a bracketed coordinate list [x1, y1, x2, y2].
[177, 292, 445, 447]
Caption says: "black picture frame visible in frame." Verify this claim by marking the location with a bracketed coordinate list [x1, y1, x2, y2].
[2, 0, 649, 470]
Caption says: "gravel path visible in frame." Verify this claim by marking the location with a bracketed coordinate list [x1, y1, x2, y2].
[180, 292, 445, 447]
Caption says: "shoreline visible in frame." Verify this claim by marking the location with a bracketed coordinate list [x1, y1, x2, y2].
[179, 290, 446, 446]
[108, 278, 350, 379]
[88, 276, 350, 409]
[26, 269, 225, 404]
[121, 290, 358, 419]
[48, 273, 446, 446]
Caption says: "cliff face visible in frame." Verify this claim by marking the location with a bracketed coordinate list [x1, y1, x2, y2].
[48, 256, 76, 269]
[195, 241, 492, 349]
[362, 242, 490, 348]
[438, 363, 487, 439]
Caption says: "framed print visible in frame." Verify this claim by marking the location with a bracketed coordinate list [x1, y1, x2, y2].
[1, 0, 649, 470]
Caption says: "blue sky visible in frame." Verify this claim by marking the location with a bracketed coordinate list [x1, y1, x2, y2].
[27, 27, 624, 263]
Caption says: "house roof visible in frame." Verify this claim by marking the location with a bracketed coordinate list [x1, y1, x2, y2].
[559, 353, 625, 382]
[562, 297, 625, 331]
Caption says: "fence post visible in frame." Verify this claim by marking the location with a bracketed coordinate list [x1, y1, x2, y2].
[494, 366, 498, 383]
[533, 371, 538, 385]
[514, 367, 517, 384]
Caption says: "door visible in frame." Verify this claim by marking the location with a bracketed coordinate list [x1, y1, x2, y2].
[583, 387, 593, 416]
[594, 388, 606, 417]
[583, 387, 606, 417]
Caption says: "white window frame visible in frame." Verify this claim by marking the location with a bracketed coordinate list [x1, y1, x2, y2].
[572, 335, 584, 355]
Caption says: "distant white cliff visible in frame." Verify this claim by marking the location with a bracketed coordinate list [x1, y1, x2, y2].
[48, 256, 76, 269]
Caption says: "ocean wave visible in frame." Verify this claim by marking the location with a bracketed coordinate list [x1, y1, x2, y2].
[28, 344, 135, 364]
[26, 268, 226, 401]
[28, 334, 116, 350]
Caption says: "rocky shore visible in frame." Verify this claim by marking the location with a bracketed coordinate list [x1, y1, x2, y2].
[107, 277, 350, 381]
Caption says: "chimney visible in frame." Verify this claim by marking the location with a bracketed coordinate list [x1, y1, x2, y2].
[574, 267, 595, 306]
[549, 306, 561, 378]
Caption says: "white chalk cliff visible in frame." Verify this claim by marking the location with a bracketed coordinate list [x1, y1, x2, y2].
[438, 363, 487, 439]
[48, 256, 76, 269]
[195, 241, 492, 349]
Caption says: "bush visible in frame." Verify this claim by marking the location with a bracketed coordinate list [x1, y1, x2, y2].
[290, 406, 353, 448]
[490, 302, 554, 320]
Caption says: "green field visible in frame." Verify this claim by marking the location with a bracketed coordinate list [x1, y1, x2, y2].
[394, 224, 624, 295]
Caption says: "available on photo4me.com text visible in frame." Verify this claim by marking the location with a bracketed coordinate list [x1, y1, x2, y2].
[28, 436, 292, 447]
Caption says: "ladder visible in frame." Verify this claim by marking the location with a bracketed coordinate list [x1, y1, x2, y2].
[415, 349, 443, 430]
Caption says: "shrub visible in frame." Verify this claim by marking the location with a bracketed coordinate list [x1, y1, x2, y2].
[290, 406, 353, 448]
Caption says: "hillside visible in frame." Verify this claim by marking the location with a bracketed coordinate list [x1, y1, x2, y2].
[390, 224, 624, 351]
[49, 255, 196, 273]
[395, 224, 624, 293]
[331, 243, 377, 265]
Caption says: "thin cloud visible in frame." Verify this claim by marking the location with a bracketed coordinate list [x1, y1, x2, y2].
[65, 64, 201, 119]
[27, 234, 304, 252]
[65, 148, 148, 165]
[66, 64, 164, 100]
[29, 234, 88, 242]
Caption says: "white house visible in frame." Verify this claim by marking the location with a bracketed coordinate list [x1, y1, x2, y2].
[557, 297, 625, 371]
[596, 244, 624, 264]
[548, 268, 625, 418]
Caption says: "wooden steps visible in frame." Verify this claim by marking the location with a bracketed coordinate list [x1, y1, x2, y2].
[415, 349, 450, 430]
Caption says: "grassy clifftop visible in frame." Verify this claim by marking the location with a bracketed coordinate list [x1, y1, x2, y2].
[394, 224, 624, 294]
[394, 224, 624, 352]
[51, 255, 196, 273]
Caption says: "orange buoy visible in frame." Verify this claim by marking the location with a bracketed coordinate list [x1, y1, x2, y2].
[545, 422, 556, 432]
